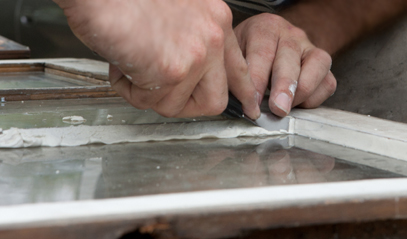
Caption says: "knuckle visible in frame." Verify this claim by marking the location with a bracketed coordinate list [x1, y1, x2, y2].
[235, 61, 249, 76]
[313, 48, 332, 65]
[159, 61, 189, 85]
[289, 27, 307, 39]
[205, 96, 228, 116]
[251, 24, 279, 42]
[212, 101, 228, 116]
[190, 41, 208, 65]
[253, 45, 276, 63]
[207, 24, 225, 48]
[214, 1, 233, 26]
[258, 13, 283, 23]
[325, 74, 337, 94]
[280, 39, 302, 55]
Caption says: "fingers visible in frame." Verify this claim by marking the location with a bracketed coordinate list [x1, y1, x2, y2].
[152, 23, 230, 118]
[110, 33, 227, 118]
[268, 40, 336, 116]
[111, 63, 228, 118]
[240, 26, 278, 106]
[109, 64, 171, 110]
[224, 27, 261, 120]
[234, 14, 337, 118]
[154, 63, 228, 118]
[298, 71, 337, 108]
[292, 48, 333, 107]
[268, 37, 302, 117]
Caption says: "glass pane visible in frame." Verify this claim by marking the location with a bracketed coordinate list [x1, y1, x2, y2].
[0, 98, 223, 129]
[0, 72, 93, 89]
[0, 136, 405, 206]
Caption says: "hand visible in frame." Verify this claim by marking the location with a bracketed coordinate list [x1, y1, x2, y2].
[234, 13, 337, 117]
[53, 0, 260, 119]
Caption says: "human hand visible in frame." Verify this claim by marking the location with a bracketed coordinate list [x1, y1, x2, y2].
[234, 13, 337, 117]
[53, 0, 260, 119]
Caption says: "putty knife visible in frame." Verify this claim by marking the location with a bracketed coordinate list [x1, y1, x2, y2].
[222, 92, 291, 132]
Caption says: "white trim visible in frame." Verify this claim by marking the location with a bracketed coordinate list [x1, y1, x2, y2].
[0, 178, 406, 229]
[291, 107, 407, 161]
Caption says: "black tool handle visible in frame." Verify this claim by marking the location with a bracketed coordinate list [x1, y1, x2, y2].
[222, 92, 244, 119]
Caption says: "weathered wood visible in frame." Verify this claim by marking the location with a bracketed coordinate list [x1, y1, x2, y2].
[0, 59, 116, 100]
[0, 87, 118, 101]
[44, 68, 110, 85]
[3, 219, 407, 239]
[0, 36, 31, 59]
[170, 198, 406, 238]
[236, 219, 407, 239]
[0, 64, 44, 73]
[0, 59, 109, 80]
[45, 59, 109, 81]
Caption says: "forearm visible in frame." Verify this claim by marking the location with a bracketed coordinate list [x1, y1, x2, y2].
[280, 0, 407, 55]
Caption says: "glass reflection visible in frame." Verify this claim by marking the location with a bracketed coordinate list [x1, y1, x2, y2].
[0, 136, 404, 206]
[0, 72, 94, 89]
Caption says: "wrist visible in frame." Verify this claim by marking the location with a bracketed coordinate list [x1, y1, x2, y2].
[279, 0, 407, 56]
[279, 2, 348, 55]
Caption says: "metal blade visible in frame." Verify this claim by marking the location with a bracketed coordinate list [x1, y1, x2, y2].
[255, 112, 291, 132]
[222, 92, 291, 132]
[241, 114, 259, 126]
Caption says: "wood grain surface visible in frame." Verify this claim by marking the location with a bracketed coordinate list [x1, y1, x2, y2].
[0, 36, 30, 59]
[0, 59, 117, 100]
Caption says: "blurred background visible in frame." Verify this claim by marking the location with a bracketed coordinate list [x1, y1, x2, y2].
[0, 0, 101, 60]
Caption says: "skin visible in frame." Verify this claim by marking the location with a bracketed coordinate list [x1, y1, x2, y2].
[53, 0, 260, 119]
[234, 13, 335, 116]
[280, 0, 407, 56]
[53, 0, 407, 118]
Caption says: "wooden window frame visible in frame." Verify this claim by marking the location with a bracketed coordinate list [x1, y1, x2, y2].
[0, 58, 407, 239]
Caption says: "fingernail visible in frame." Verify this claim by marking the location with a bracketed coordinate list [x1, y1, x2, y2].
[243, 103, 261, 120]
[250, 92, 261, 119]
[274, 93, 291, 114]
[256, 91, 262, 106]
[248, 103, 261, 120]
[255, 105, 261, 119]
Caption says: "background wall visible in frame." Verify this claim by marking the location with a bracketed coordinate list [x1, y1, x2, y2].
[324, 15, 407, 123]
